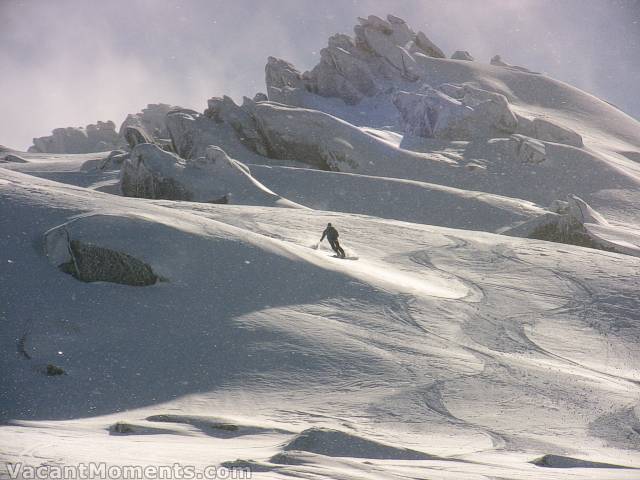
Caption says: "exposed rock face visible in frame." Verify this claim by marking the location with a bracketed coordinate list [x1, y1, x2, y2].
[393, 84, 517, 140]
[123, 126, 153, 149]
[121, 143, 296, 206]
[45, 226, 158, 286]
[265, 57, 306, 105]
[451, 50, 474, 61]
[242, 101, 364, 171]
[118, 103, 174, 142]
[267, 14, 446, 106]
[205, 96, 269, 156]
[29, 121, 121, 154]
[392, 82, 583, 148]
[166, 108, 226, 160]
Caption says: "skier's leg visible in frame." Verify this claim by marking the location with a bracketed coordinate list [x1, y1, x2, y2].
[329, 239, 339, 255]
[336, 240, 346, 258]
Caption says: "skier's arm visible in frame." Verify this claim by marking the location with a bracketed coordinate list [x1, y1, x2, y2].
[320, 229, 327, 242]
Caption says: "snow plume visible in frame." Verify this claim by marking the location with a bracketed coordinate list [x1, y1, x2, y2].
[1, 0, 639, 150]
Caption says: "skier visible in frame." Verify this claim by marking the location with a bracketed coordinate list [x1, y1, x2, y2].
[320, 223, 346, 258]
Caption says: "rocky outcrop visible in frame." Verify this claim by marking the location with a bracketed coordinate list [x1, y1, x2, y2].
[123, 126, 153, 149]
[508, 134, 546, 164]
[503, 195, 640, 256]
[265, 57, 307, 105]
[29, 121, 121, 154]
[205, 96, 269, 156]
[393, 84, 518, 140]
[242, 101, 371, 171]
[165, 108, 259, 162]
[121, 143, 298, 207]
[267, 14, 446, 106]
[451, 50, 474, 61]
[118, 103, 175, 142]
[45, 226, 158, 286]
[515, 115, 583, 147]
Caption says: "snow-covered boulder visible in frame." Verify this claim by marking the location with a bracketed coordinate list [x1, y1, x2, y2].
[451, 50, 474, 61]
[29, 121, 121, 154]
[393, 88, 471, 138]
[44, 222, 159, 286]
[504, 195, 640, 256]
[520, 117, 584, 147]
[393, 85, 518, 140]
[166, 107, 265, 163]
[205, 96, 269, 156]
[121, 143, 300, 207]
[118, 103, 174, 142]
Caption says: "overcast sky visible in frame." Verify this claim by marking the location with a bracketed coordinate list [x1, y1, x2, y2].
[1, 0, 639, 150]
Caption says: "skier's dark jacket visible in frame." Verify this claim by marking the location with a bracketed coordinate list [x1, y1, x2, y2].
[321, 226, 339, 242]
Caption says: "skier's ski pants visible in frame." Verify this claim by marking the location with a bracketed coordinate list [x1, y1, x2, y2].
[329, 239, 345, 258]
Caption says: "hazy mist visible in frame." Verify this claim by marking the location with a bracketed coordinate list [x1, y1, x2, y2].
[1, 0, 639, 150]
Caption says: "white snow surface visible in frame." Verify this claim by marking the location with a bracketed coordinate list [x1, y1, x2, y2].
[3, 13, 640, 480]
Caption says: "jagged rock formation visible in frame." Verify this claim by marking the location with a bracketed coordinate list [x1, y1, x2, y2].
[27, 104, 177, 154]
[45, 226, 158, 286]
[205, 96, 270, 157]
[266, 14, 446, 106]
[393, 84, 518, 140]
[451, 50, 474, 61]
[29, 121, 121, 154]
[392, 82, 583, 148]
[166, 108, 229, 160]
[121, 143, 298, 206]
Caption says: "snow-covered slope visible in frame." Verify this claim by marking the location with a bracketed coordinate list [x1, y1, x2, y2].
[3, 12, 640, 480]
[2, 166, 640, 479]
